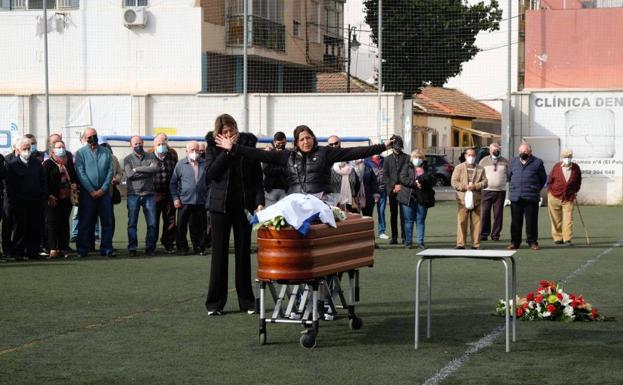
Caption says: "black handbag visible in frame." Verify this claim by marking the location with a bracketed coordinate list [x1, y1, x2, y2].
[112, 185, 122, 205]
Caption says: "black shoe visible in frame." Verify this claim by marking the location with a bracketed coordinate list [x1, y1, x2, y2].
[416, 243, 426, 250]
[207, 310, 223, 316]
[164, 247, 175, 255]
[179, 249, 190, 256]
[554, 240, 564, 245]
[194, 249, 205, 256]
[76, 253, 88, 259]
[491, 237, 500, 241]
[564, 241, 574, 247]
[471, 246, 481, 250]
[145, 249, 156, 256]
[455, 246, 465, 250]
[128, 250, 137, 257]
[389, 239, 398, 245]
[105, 251, 116, 258]
[405, 244, 413, 249]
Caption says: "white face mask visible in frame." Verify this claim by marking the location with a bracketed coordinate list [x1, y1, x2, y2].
[20, 150, 31, 161]
[562, 157, 571, 166]
[465, 156, 475, 165]
[412, 158, 423, 167]
[188, 152, 199, 161]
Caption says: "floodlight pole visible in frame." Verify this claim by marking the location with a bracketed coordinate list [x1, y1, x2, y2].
[376, 0, 382, 141]
[242, 0, 249, 132]
[44, 0, 50, 138]
[506, 0, 512, 155]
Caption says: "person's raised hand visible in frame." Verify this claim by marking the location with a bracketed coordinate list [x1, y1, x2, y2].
[384, 138, 395, 150]
[214, 134, 234, 151]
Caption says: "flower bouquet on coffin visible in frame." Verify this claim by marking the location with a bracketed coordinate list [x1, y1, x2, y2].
[496, 280, 608, 322]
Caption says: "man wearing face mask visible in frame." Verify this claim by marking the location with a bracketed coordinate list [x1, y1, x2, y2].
[170, 141, 208, 256]
[75, 128, 115, 258]
[479, 143, 508, 241]
[546, 149, 582, 246]
[151, 133, 178, 254]
[451, 147, 488, 249]
[6, 137, 46, 260]
[262, 131, 288, 206]
[124, 135, 158, 257]
[382, 135, 409, 245]
[507, 142, 547, 251]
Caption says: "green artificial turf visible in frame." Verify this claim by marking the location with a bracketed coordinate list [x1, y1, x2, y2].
[1, 202, 622, 385]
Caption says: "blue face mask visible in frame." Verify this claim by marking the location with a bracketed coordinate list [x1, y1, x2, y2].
[54, 148, 66, 157]
[31, 144, 37, 153]
[156, 144, 168, 154]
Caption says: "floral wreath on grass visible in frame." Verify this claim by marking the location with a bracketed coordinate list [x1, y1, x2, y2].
[253, 206, 347, 231]
[496, 280, 609, 322]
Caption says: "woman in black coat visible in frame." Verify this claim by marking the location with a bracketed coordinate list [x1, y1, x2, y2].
[204, 114, 264, 316]
[42, 140, 78, 258]
[213, 125, 393, 201]
[397, 149, 435, 250]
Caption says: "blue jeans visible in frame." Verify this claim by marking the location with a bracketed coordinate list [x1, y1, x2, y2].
[127, 194, 157, 251]
[376, 191, 387, 235]
[401, 198, 428, 246]
[77, 191, 113, 255]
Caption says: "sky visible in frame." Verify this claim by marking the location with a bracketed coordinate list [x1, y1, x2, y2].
[343, 0, 518, 111]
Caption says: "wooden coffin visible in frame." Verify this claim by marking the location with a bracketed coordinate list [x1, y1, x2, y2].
[256, 214, 375, 281]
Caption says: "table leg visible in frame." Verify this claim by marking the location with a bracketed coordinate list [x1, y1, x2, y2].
[427, 258, 432, 339]
[501, 259, 510, 352]
[511, 257, 517, 342]
[415, 258, 424, 349]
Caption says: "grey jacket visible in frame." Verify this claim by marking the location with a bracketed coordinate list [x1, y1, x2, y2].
[124, 151, 157, 196]
[169, 157, 207, 205]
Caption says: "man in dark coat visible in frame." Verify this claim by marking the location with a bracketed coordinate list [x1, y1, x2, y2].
[382, 135, 409, 244]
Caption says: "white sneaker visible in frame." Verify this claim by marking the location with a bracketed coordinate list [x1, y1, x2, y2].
[379, 233, 389, 240]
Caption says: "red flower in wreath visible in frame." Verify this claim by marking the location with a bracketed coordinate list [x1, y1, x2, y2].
[546, 304, 556, 313]
[516, 307, 524, 317]
[526, 292, 535, 301]
[591, 308, 598, 319]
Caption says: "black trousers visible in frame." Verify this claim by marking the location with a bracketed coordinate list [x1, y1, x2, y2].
[388, 192, 405, 241]
[155, 193, 177, 249]
[510, 199, 540, 246]
[12, 201, 44, 258]
[46, 199, 72, 252]
[176, 204, 206, 252]
[481, 190, 506, 240]
[2, 197, 13, 256]
[205, 207, 255, 312]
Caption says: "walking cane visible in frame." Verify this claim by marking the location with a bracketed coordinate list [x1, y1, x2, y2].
[575, 201, 590, 245]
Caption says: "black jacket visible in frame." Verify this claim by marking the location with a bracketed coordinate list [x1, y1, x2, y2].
[383, 151, 410, 195]
[205, 132, 264, 214]
[42, 157, 78, 200]
[262, 146, 288, 192]
[397, 161, 435, 208]
[6, 156, 47, 204]
[233, 143, 386, 195]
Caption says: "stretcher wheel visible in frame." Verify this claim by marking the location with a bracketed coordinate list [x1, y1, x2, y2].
[259, 331, 267, 345]
[349, 316, 363, 330]
[300, 330, 317, 349]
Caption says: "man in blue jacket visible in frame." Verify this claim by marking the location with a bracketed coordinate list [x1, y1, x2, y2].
[74, 128, 114, 258]
[507, 143, 547, 250]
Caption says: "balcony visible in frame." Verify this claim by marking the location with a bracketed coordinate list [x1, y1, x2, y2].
[226, 15, 285, 52]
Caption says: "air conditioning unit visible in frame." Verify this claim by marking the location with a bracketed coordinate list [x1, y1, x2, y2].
[123, 7, 148, 28]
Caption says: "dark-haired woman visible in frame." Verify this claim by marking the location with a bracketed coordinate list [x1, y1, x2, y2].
[213, 125, 393, 201]
[43, 140, 78, 258]
[205, 113, 264, 316]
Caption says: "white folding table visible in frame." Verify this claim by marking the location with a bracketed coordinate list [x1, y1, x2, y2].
[414, 249, 517, 352]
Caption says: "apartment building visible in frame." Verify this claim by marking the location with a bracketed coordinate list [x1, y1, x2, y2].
[0, 0, 346, 94]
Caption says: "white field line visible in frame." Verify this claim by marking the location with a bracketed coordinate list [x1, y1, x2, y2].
[421, 238, 623, 385]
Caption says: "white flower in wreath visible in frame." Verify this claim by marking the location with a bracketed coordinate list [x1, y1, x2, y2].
[542, 311, 551, 318]
[563, 306, 575, 319]
[561, 293, 571, 306]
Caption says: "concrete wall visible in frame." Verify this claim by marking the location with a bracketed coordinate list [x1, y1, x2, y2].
[0, 92, 403, 153]
[509, 90, 623, 205]
[0, 0, 203, 94]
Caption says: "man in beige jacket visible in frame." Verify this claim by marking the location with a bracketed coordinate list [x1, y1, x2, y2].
[451, 147, 488, 249]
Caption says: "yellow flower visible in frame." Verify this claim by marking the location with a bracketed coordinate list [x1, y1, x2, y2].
[548, 294, 558, 304]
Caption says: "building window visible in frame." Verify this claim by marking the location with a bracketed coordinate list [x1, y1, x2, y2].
[25, 0, 57, 9]
[307, 0, 321, 43]
[4, 0, 79, 9]
[123, 0, 147, 7]
[226, 0, 285, 51]
[293, 20, 300, 37]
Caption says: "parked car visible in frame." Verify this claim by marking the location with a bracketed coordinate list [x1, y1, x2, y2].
[425, 154, 454, 187]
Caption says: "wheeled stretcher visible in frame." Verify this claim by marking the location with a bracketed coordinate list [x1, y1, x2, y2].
[255, 215, 374, 348]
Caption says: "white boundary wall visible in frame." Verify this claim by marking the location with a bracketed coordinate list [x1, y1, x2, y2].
[509, 90, 623, 205]
[0, 92, 405, 153]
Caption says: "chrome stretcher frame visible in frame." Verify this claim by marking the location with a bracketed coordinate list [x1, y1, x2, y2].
[414, 249, 517, 352]
[256, 270, 363, 349]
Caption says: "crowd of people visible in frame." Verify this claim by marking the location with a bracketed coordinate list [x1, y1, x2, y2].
[0, 114, 583, 315]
